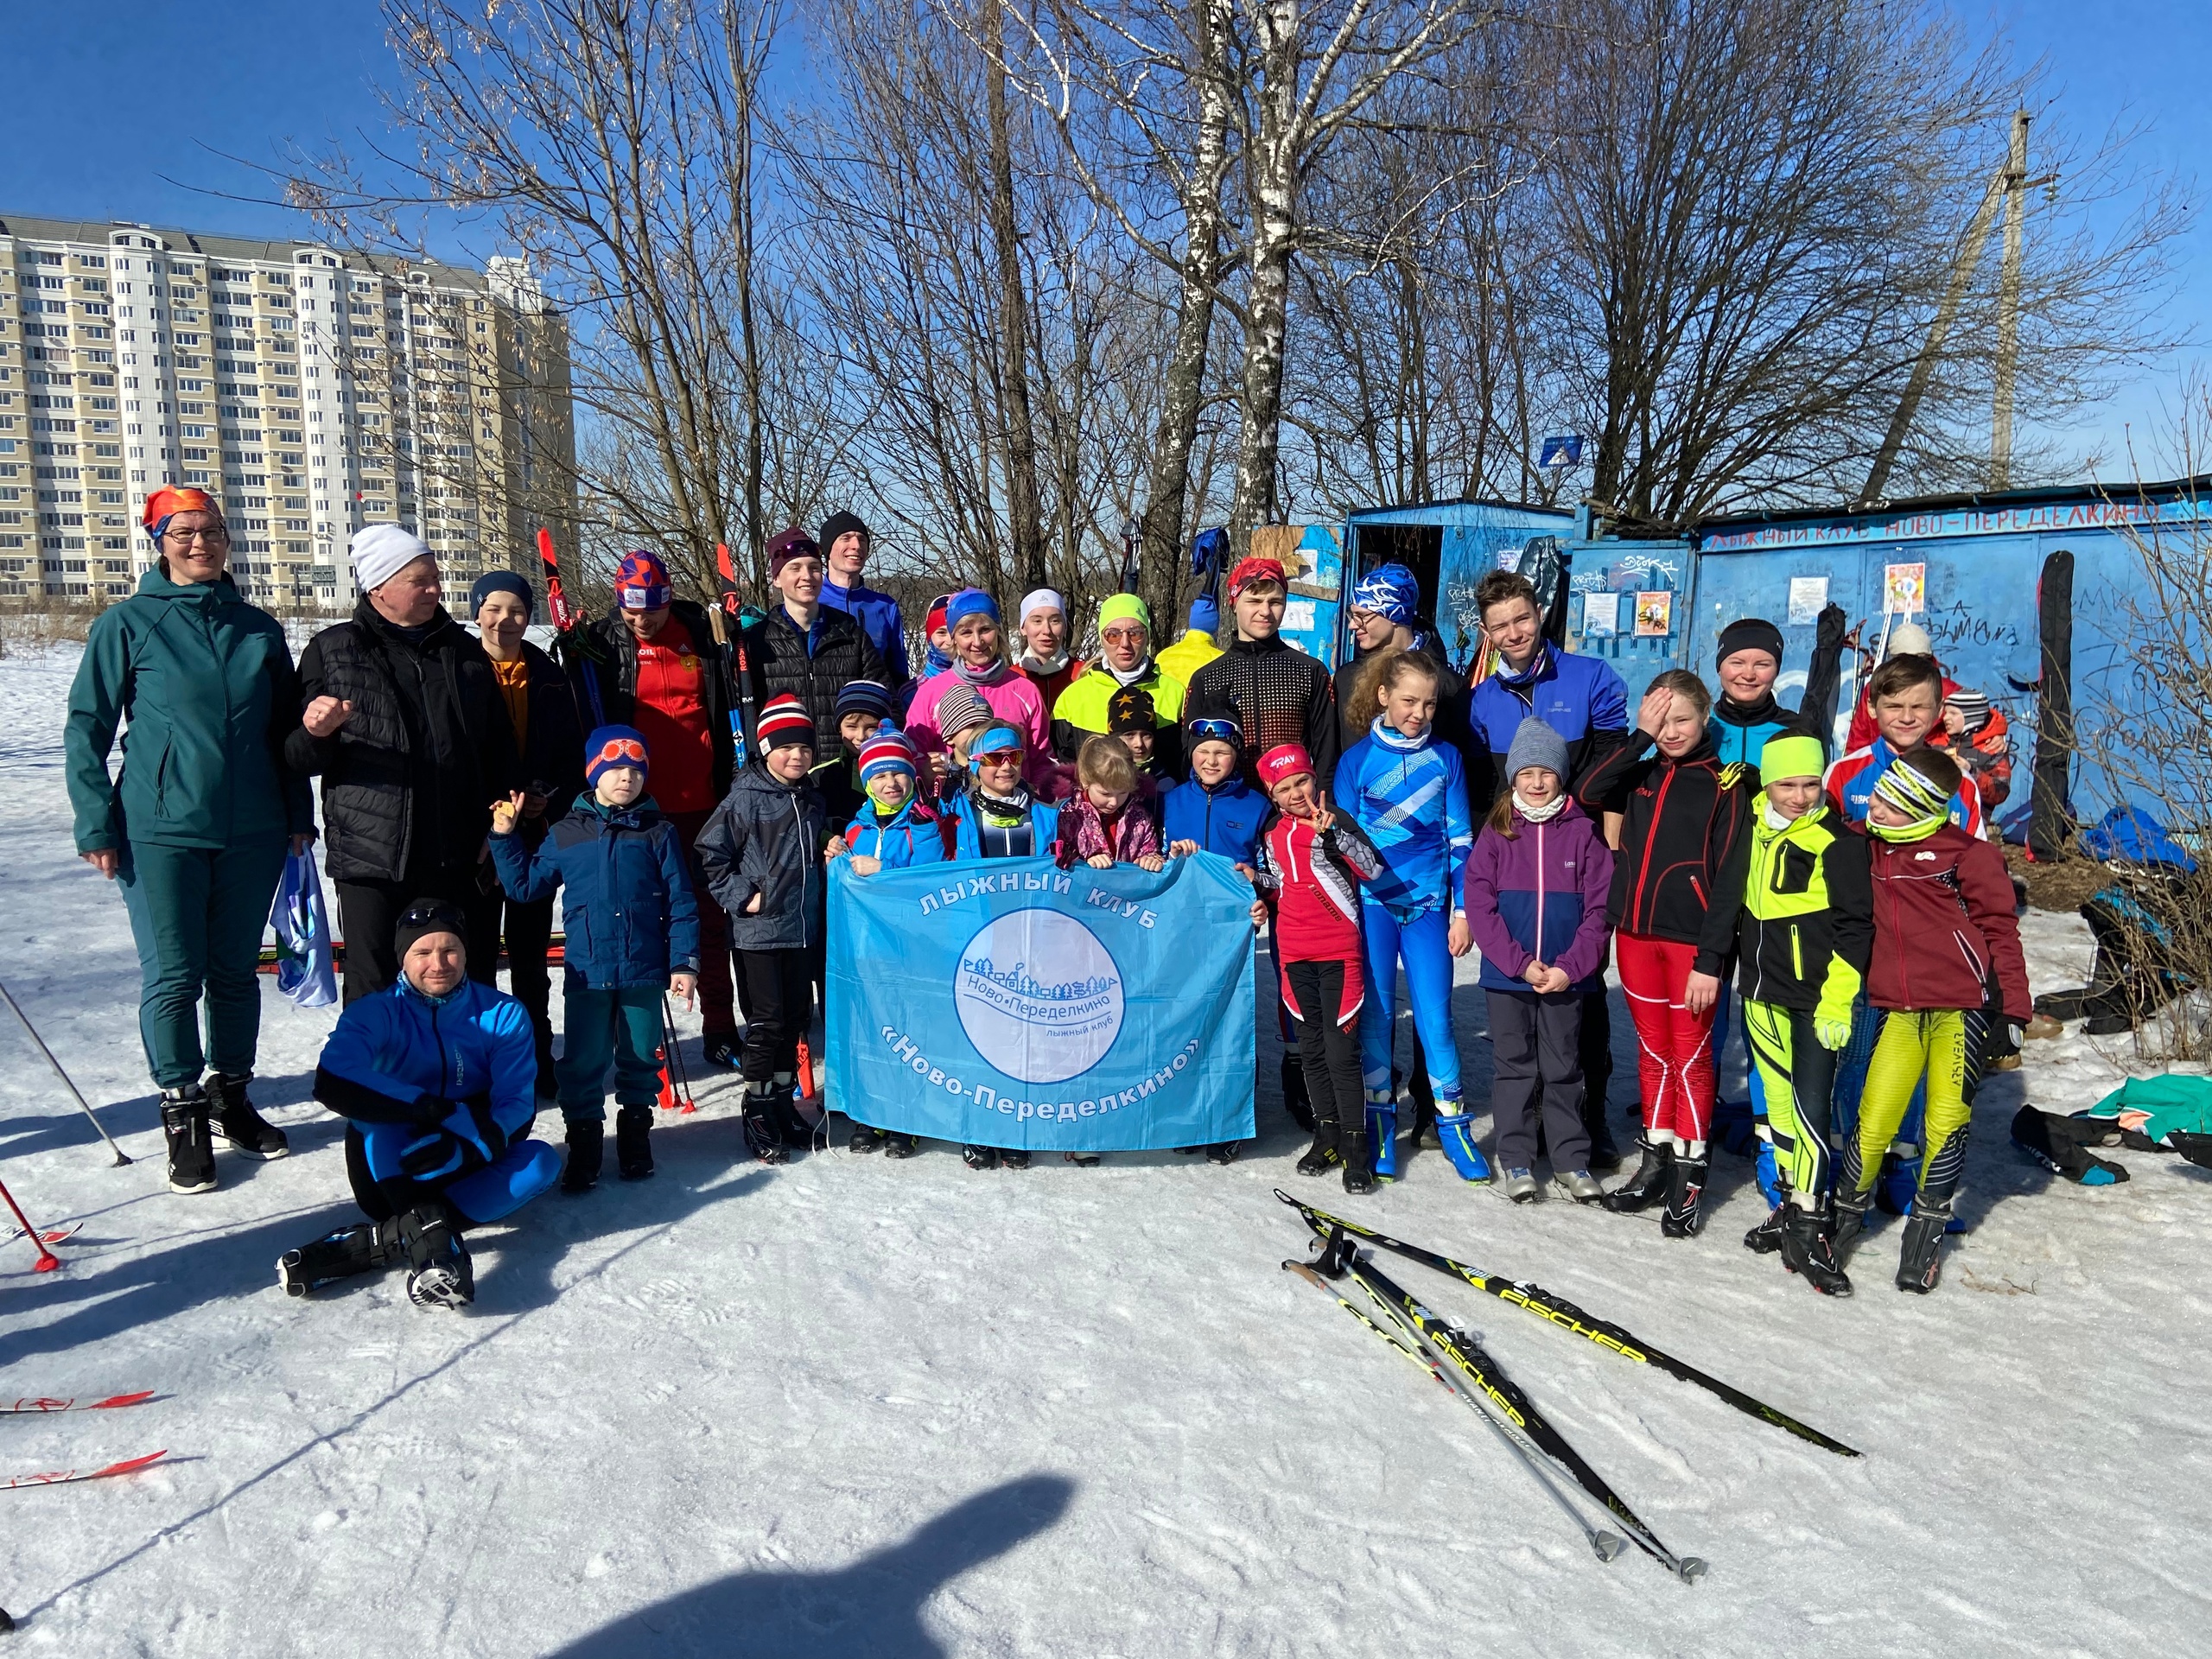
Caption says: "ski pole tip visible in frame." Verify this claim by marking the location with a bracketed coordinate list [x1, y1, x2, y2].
[1592, 1532, 1627, 1562]
[1676, 1557, 1710, 1585]
[32, 1254, 61, 1273]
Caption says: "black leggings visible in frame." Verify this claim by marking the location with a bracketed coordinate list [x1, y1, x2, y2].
[1285, 960, 1365, 1129]
[737, 948, 811, 1083]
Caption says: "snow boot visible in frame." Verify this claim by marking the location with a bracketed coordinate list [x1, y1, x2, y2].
[278, 1217, 400, 1298]
[1281, 1055, 1316, 1133]
[1778, 1201, 1853, 1297]
[882, 1132, 919, 1160]
[1553, 1169, 1605, 1204]
[1339, 1123, 1376, 1196]
[161, 1085, 217, 1195]
[398, 1204, 474, 1311]
[1065, 1151, 1103, 1166]
[849, 1124, 888, 1154]
[615, 1104, 654, 1180]
[1743, 1205, 1787, 1255]
[1205, 1141, 1242, 1166]
[1366, 1100, 1401, 1180]
[1001, 1148, 1033, 1170]
[1601, 1134, 1672, 1214]
[1296, 1119, 1339, 1177]
[1498, 1166, 1540, 1203]
[963, 1144, 1001, 1171]
[743, 1086, 789, 1165]
[207, 1072, 289, 1160]
[1896, 1202, 1951, 1294]
[1659, 1154, 1709, 1238]
[560, 1118, 604, 1192]
[1434, 1111, 1491, 1183]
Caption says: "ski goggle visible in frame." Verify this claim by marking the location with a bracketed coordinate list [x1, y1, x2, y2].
[590, 735, 649, 770]
[969, 728, 1024, 760]
[1188, 717, 1239, 747]
[397, 899, 467, 934]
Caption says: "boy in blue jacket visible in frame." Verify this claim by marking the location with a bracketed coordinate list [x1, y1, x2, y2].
[830, 725, 948, 874]
[281, 900, 563, 1309]
[1163, 709, 1267, 869]
[490, 724, 700, 1192]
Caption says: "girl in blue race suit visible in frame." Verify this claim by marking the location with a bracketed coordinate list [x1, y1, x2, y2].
[1335, 646, 1479, 1181]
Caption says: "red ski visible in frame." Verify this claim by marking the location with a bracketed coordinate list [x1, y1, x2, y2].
[4, 1450, 167, 1490]
[7, 1222, 83, 1247]
[3, 1391, 155, 1415]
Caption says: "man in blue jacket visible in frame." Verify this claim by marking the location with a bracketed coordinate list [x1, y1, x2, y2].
[1458, 568, 1631, 1167]
[277, 901, 562, 1309]
[819, 512, 910, 693]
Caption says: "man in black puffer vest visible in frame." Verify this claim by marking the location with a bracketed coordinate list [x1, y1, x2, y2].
[735, 527, 886, 753]
[288, 526, 521, 1003]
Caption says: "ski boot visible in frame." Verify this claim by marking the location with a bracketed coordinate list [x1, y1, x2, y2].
[882, 1132, 919, 1160]
[1601, 1133, 1672, 1214]
[1205, 1141, 1242, 1166]
[1338, 1124, 1377, 1196]
[398, 1204, 474, 1311]
[1498, 1166, 1540, 1203]
[1365, 1096, 1401, 1180]
[849, 1124, 888, 1154]
[1065, 1151, 1103, 1166]
[1001, 1148, 1033, 1170]
[207, 1072, 289, 1160]
[1295, 1119, 1339, 1177]
[1281, 1055, 1315, 1134]
[1434, 1110, 1491, 1183]
[743, 1085, 790, 1165]
[1832, 1189, 1872, 1259]
[161, 1084, 218, 1195]
[1778, 1200, 1853, 1297]
[1743, 1205, 1787, 1255]
[278, 1217, 401, 1298]
[1659, 1153, 1709, 1238]
[1553, 1169, 1605, 1204]
[962, 1144, 1001, 1171]
[561, 1118, 605, 1192]
[1896, 1199, 1951, 1294]
[615, 1103, 654, 1180]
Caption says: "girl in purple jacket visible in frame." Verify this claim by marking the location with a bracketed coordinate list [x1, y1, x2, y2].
[1464, 719, 1615, 1204]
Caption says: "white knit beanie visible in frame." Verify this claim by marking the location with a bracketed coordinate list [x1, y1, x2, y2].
[352, 524, 434, 594]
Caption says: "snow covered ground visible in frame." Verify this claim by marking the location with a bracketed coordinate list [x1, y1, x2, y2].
[4, 639, 2210, 1656]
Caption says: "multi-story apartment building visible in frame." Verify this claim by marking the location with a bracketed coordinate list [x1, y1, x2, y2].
[0, 214, 576, 610]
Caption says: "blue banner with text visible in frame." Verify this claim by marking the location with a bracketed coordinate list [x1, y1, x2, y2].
[825, 854, 1257, 1150]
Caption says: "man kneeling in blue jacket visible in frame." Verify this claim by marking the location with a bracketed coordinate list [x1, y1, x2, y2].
[277, 899, 561, 1309]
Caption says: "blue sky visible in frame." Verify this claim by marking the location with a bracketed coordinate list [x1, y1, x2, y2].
[8, 0, 2204, 483]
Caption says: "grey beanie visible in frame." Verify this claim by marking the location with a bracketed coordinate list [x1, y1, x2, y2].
[1505, 717, 1570, 786]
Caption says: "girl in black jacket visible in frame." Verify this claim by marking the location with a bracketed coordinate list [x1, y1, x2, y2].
[696, 696, 830, 1163]
[1573, 670, 1751, 1236]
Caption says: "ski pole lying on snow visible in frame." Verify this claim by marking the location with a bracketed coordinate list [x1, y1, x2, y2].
[0, 978, 131, 1167]
[1284, 1261, 1627, 1567]
[1312, 1230, 1707, 1582]
[1276, 1191, 1859, 1459]
[0, 1176, 62, 1274]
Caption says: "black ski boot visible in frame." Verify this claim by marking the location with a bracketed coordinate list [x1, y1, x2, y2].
[1743, 1205, 1787, 1255]
[398, 1204, 474, 1310]
[882, 1132, 919, 1159]
[743, 1086, 790, 1164]
[1660, 1154, 1709, 1237]
[1833, 1189, 1872, 1260]
[849, 1124, 887, 1154]
[1601, 1134, 1671, 1214]
[278, 1217, 401, 1298]
[615, 1104, 654, 1180]
[561, 1118, 604, 1192]
[773, 1084, 820, 1152]
[1296, 1119, 1339, 1177]
[1896, 1201, 1951, 1294]
[1339, 1126, 1376, 1196]
[1779, 1201, 1853, 1297]
[1281, 1055, 1316, 1134]
[962, 1144, 1001, 1171]
[1001, 1148, 1033, 1170]
[1205, 1141, 1242, 1166]
[161, 1084, 217, 1195]
[207, 1072, 289, 1160]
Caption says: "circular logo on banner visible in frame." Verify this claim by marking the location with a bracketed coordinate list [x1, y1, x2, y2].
[954, 909, 1124, 1084]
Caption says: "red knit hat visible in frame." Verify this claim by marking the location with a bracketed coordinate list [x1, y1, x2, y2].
[858, 724, 918, 783]
[1256, 743, 1314, 793]
[756, 694, 815, 753]
[925, 592, 954, 639]
[1227, 556, 1287, 599]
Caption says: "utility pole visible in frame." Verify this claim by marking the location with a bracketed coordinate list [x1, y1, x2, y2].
[1990, 110, 2031, 491]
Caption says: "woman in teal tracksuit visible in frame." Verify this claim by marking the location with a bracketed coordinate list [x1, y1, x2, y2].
[64, 488, 315, 1195]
